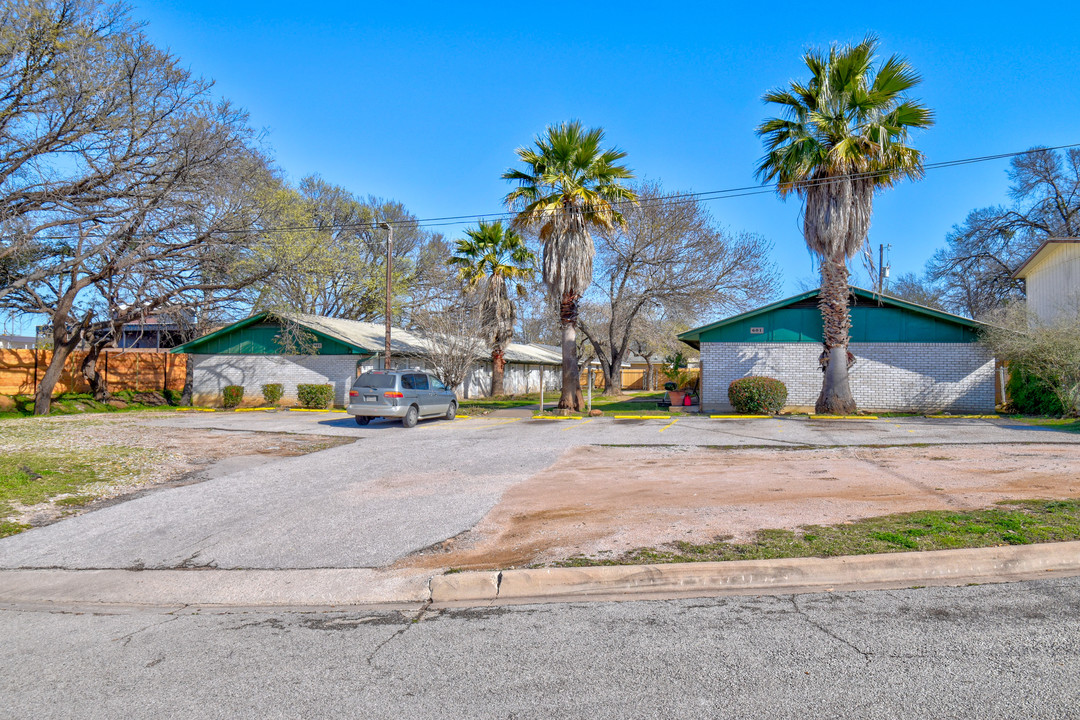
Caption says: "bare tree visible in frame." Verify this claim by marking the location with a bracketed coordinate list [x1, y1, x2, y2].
[0, 0, 270, 413]
[885, 272, 947, 311]
[411, 298, 487, 393]
[578, 182, 777, 395]
[928, 147, 1080, 317]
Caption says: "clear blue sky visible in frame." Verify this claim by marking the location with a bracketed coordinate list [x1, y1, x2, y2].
[138, 1, 1080, 294]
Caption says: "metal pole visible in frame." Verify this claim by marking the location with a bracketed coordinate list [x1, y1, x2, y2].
[587, 368, 593, 413]
[380, 222, 393, 369]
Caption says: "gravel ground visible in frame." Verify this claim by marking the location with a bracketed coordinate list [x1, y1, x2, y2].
[0, 412, 351, 528]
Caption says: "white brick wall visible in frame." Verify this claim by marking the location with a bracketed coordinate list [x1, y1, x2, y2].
[192, 354, 360, 406]
[191, 354, 563, 405]
[700, 342, 996, 413]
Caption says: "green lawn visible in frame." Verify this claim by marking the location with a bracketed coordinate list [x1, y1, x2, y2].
[459, 391, 680, 416]
[555, 499, 1080, 567]
[0, 391, 180, 420]
[0, 445, 149, 537]
[1012, 416, 1080, 433]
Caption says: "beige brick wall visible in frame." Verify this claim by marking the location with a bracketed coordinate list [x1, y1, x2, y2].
[700, 343, 995, 413]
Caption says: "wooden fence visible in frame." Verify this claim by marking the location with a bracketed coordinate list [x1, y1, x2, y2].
[0, 349, 186, 397]
[580, 367, 694, 392]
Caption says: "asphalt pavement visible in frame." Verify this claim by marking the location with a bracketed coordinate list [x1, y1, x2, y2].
[0, 413, 1075, 572]
[3, 576, 1078, 718]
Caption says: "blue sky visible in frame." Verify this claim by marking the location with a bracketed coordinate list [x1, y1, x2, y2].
[133, 2, 1080, 293]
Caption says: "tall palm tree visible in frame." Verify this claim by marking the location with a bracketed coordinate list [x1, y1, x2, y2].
[503, 121, 636, 411]
[756, 36, 934, 414]
[449, 220, 535, 396]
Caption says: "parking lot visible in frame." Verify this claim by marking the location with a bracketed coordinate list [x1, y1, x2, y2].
[2, 411, 1079, 576]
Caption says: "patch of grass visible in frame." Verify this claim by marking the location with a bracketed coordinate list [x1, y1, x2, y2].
[554, 499, 1080, 567]
[0, 447, 144, 524]
[1012, 417, 1080, 433]
[0, 520, 30, 538]
[0, 392, 178, 420]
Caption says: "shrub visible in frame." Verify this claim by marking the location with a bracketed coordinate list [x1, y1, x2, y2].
[261, 383, 284, 406]
[1007, 365, 1065, 416]
[163, 389, 183, 406]
[728, 376, 787, 414]
[296, 383, 333, 409]
[222, 385, 244, 409]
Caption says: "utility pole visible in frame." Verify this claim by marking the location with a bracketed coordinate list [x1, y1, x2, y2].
[380, 221, 393, 369]
[877, 243, 892, 294]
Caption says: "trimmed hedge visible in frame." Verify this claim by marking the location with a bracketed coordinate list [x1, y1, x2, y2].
[296, 383, 333, 409]
[222, 385, 244, 409]
[728, 376, 787, 414]
[261, 383, 284, 406]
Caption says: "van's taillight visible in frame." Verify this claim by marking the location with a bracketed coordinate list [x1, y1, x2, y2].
[384, 391, 404, 398]
[349, 391, 358, 397]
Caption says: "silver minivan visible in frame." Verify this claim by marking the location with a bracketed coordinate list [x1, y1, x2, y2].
[346, 370, 457, 428]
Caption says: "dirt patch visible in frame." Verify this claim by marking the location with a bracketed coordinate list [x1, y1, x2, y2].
[1, 412, 352, 528]
[402, 443, 1080, 571]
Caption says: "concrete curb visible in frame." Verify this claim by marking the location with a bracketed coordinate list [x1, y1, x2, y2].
[0, 568, 431, 608]
[429, 542, 1080, 606]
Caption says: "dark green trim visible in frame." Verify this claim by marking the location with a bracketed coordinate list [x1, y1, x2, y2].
[678, 287, 985, 348]
[171, 313, 373, 355]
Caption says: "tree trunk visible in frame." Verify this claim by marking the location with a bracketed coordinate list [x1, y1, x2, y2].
[643, 358, 654, 391]
[491, 348, 506, 397]
[815, 256, 857, 414]
[601, 355, 623, 396]
[34, 338, 80, 415]
[558, 293, 585, 412]
[80, 343, 109, 401]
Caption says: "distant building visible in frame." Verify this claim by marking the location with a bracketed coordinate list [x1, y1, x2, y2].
[1012, 238, 1080, 323]
[171, 312, 562, 406]
[0, 335, 36, 349]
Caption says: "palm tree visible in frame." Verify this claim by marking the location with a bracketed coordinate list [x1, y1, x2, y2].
[756, 36, 934, 413]
[503, 121, 636, 412]
[449, 220, 535, 396]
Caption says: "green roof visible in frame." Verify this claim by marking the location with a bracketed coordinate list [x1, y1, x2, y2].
[678, 287, 985, 348]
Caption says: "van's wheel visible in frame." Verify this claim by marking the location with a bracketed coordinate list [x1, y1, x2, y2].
[354, 416, 371, 426]
[402, 405, 419, 428]
[444, 401, 457, 421]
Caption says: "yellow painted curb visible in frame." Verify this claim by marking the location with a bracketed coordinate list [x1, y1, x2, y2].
[234, 407, 275, 412]
[454, 415, 470, 419]
[177, 408, 216, 413]
[613, 415, 670, 419]
[709, 415, 773, 419]
[533, 416, 583, 420]
[925, 415, 1002, 419]
[286, 408, 345, 413]
[809, 415, 879, 420]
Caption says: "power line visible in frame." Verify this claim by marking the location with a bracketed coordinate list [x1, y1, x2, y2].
[16, 142, 1080, 239]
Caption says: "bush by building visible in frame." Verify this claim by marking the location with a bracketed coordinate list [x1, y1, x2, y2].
[728, 376, 787, 414]
[222, 385, 244, 408]
[296, 383, 333, 409]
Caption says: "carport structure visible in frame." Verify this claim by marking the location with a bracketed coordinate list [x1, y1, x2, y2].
[679, 287, 997, 414]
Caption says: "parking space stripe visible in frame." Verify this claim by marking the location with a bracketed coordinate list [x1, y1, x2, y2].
[561, 418, 596, 431]
[659, 418, 679, 433]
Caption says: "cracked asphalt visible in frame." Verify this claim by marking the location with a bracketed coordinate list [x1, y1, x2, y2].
[1, 412, 1074, 571]
[4, 576, 1079, 718]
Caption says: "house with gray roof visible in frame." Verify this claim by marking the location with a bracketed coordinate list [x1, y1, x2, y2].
[171, 312, 561, 406]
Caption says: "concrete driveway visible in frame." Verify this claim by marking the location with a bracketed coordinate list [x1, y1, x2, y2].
[0, 412, 1076, 573]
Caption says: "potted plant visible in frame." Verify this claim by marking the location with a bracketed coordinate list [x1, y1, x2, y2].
[662, 352, 692, 406]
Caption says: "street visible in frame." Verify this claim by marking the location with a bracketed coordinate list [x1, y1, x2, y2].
[4, 576, 1079, 718]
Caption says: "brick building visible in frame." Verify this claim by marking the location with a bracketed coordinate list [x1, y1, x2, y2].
[678, 288, 996, 413]
[171, 312, 561, 407]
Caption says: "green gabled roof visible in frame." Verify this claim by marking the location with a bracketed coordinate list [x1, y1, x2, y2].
[678, 287, 985, 348]
[170, 312, 374, 355]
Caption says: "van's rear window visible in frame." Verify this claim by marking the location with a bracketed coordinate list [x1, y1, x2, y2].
[354, 372, 396, 389]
